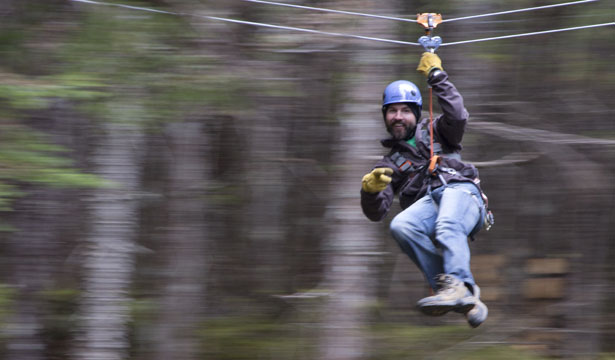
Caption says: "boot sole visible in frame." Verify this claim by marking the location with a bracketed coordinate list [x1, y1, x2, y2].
[418, 302, 475, 316]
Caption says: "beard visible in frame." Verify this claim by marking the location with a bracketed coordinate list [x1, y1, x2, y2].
[387, 122, 415, 141]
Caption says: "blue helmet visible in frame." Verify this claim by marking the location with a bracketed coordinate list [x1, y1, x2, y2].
[382, 80, 422, 109]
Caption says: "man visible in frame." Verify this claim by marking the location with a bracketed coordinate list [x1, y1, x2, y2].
[360, 52, 489, 328]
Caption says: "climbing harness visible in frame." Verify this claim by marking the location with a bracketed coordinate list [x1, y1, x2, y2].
[415, 13, 495, 232]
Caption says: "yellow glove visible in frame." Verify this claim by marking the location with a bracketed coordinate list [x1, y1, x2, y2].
[416, 52, 443, 77]
[361, 168, 394, 193]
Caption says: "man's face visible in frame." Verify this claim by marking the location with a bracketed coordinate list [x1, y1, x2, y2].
[385, 103, 417, 140]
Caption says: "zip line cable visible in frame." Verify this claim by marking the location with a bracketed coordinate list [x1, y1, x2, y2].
[70, 0, 612, 48]
[243, 0, 417, 23]
[443, 0, 599, 23]
[441, 21, 614, 46]
[69, 0, 420, 46]
[70, 0, 179, 15]
[243, 0, 600, 25]
[206, 16, 420, 46]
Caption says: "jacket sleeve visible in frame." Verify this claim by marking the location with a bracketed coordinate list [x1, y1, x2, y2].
[360, 157, 398, 222]
[361, 185, 394, 222]
[429, 70, 469, 149]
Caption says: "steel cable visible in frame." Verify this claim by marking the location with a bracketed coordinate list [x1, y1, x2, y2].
[243, 0, 602, 25]
[70, 0, 611, 48]
[441, 22, 614, 46]
[70, 0, 419, 46]
[242, 0, 417, 23]
[443, 0, 600, 23]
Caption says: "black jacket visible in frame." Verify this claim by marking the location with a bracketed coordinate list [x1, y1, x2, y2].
[361, 70, 482, 222]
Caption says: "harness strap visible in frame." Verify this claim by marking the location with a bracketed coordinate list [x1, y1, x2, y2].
[429, 87, 434, 158]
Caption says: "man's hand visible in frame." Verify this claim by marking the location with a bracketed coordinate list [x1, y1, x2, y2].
[362, 168, 394, 193]
[417, 52, 443, 77]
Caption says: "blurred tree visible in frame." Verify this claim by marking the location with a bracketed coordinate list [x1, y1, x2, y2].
[315, 1, 398, 358]
[0, 2, 109, 359]
[71, 123, 143, 360]
[57, 0, 245, 357]
[150, 122, 208, 360]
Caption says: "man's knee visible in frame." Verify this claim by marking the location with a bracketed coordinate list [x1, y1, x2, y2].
[436, 212, 479, 238]
[390, 216, 421, 241]
[389, 217, 403, 239]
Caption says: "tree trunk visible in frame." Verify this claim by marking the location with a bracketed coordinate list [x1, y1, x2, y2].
[151, 122, 208, 360]
[317, 2, 396, 358]
[2, 101, 89, 360]
[316, 67, 385, 360]
[72, 123, 143, 360]
[3, 190, 64, 360]
[243, 107, 291, 295]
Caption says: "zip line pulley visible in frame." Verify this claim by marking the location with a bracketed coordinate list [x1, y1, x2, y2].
[417, 13, 443, 53]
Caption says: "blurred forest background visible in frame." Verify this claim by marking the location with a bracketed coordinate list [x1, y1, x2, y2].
[0, 0, 613, 359]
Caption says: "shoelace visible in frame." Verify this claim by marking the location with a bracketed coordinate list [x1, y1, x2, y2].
[434, 275, 456, 293]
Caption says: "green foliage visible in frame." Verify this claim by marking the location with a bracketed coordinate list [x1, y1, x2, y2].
[457, 345, 552, 360]
[0, 73, 108, 112]
[0, 182, 24, 213]
[56, 2, 242, 126]
[198, 316, 312, 360]
[0, 1, 237, 211]
[0, 125, 110, 212]
[0, 284, 14, 353]
[369, 323, 552, 360]
[39, 288, 80, 359]
[369, 323, 473, 359]
[0, 284, 15, 330]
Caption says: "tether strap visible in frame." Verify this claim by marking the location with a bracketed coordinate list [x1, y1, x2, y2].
[429, 86, 434, 158]
[427, 86, 441, 176]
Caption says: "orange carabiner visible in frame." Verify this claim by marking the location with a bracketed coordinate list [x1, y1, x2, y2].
[416, 13, 442, 32]
[428, 155, 441, 174]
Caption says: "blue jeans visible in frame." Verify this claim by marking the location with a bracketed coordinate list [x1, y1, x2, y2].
[390, 182, 484, 290]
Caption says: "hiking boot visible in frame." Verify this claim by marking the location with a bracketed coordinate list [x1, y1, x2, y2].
[465, 284, 488, 328]
[417, 274, 476, 316]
